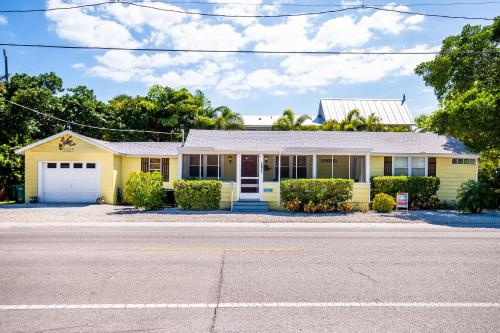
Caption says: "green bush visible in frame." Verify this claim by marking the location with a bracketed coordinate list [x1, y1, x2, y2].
[456, 180, 495, 213]
[372, 193, 395, 212]
[372, 176, 440, 209]
[280, 179, 353, 213]
[174, 180, 222, 210]
[125, 172, 165, 210]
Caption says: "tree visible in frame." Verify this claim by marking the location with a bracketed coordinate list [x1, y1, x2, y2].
[414, 17, 500, 160]
[271, 109, 311, 131]
[321, 109, 392, 132]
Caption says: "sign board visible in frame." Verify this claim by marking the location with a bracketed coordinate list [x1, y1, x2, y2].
[263, 188, 273, 193]
[396, 192, 409, 211]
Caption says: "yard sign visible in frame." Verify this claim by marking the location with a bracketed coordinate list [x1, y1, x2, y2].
[396, 192, 409, 211]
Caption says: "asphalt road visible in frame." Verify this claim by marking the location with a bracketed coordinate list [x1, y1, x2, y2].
[0, 223, 499, 332]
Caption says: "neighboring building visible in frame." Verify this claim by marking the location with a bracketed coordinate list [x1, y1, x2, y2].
[16, 130, 478, 210]
[242, 98, 414, 130]
[315, 98, 414, 126]
[242, 115, 282, 131]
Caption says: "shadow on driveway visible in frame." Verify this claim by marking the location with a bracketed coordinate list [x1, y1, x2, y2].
[388, 210, 500, 229]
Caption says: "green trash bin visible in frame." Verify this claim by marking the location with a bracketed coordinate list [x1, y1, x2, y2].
[13, 184, 25, 203]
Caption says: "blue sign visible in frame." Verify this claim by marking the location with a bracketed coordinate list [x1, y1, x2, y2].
[263, 188, 273, 193]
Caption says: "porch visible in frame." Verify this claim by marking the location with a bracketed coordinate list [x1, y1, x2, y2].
[178, 153, 371, 211]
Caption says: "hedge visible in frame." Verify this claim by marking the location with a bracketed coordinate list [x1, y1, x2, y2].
[125, 172, 165, 210]
[371, 176, 440, 209]
[174, 180, 222, 210]
[280, 179, 353, 213]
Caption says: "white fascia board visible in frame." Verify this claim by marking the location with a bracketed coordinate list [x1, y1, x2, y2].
[123, 154, 179, 158]
[371, 152, 480, 158]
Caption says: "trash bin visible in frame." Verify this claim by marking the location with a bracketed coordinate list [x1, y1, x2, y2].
[165, 189, 175, 207]
[13, 184, 25, 203]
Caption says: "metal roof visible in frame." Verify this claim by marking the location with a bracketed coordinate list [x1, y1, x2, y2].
[182, 130, 477, 156]
[319, 98, 414, 125]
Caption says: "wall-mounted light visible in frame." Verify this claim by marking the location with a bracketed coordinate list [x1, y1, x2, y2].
[228, 155, 232, 164]
[264, 155, 269, 163]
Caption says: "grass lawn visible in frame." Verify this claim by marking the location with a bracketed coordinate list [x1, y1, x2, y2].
[0, 201, 16, 205]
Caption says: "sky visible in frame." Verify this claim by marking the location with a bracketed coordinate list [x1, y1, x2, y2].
[0, 0, 497, 119]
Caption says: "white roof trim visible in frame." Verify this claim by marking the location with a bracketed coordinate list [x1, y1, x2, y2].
[15, 130, 119, 155]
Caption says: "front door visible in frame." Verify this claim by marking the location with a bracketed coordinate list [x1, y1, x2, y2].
[240, 154, 260, 200]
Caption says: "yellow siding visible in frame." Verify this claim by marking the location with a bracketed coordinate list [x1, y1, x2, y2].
[121, 157, 141, 191]
[164, 157, 178, 189]
[351, 183, 370, 210]
[220, 182, 236, 209]
[23, 136, 116, 204]
[436, 157, 476, 201]
[262, 182, 281, 210]
[222, 155, 236, 181]
[370, 156, 384, 177]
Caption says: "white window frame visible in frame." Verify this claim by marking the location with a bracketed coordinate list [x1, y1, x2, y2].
[148, 157, 162, 172]
[392, 156, 428, 177]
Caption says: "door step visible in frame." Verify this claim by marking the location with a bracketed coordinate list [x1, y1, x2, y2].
[232, 200, 269, 213]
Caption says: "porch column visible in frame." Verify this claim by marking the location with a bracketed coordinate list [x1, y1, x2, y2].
[312, 154, 317, 178]
[177, 153, 183, 180]
[259, 153, 264, 200]
[236, 154, 241, 200]
[366, 153, 371, 204]
[278, 152, 281, 208]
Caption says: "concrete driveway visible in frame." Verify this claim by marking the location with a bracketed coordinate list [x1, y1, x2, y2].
[0, 223, 499, 332]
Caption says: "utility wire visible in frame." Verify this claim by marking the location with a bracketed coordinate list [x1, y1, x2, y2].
[1, 43, 499, 55]
[5, 99, 178, 135]
[0, 0, 495, 20]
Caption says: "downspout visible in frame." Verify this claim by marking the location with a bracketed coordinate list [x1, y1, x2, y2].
[278, 151, 282, 209]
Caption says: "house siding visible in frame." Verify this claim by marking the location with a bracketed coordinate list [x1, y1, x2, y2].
[24, 136, 115, 203]
[436, 157, 476, 201]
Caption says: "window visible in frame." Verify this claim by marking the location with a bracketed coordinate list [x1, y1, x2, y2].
[47, 163, 57, 169]
[188, 155, 201, 178]
[148, 158, 161, 172]
[206, 155, 220, 178]
[86, 163, 96, 169]
[452, 158, 475, 165]
[60, 163, 70, 169]
[292, 156, 308, 178]
[275, 156, 290, 179]
[411, 157, 425, 176]
[349, 156, 366, 182]
[73, 163, 83, 168]
[394, 157, 409, 176]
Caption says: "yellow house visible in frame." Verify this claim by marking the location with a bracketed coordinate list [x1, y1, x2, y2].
[16, 129, 479, 209]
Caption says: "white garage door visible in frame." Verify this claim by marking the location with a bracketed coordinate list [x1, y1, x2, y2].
[40, 162, 100, 203]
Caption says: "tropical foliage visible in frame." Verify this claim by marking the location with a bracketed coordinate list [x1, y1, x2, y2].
[271, 109, 311, 131]
[456, 180, 495, 213]
[174, 180, 222, 210]
[125, 172, 166, 210]
[372, 193, 395, 213]
[414, 18, 500, 194]
[0, 72, 239, 195]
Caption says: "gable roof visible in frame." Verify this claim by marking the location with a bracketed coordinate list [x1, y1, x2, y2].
[318, 98, 414, 125]
[15, 130, 181, 157]
[182, 130, 478, 157]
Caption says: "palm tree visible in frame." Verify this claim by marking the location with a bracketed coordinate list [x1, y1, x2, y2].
[271, 109, 311, 131]
[213, 106, 244, 130]
[322, 109, 386, 132]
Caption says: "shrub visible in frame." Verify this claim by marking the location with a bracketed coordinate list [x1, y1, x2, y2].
[285, 197, 301, 212]
[372, 193, 395, 212]
[371, 176, 440, 209]
[281, 179, 353, 213]
[456, 180, 495, 213]
[125, 172, 165, 210]
[303, 201, 318, 213]
[174, 180, 221, 210]
[338, 202, 353, 213]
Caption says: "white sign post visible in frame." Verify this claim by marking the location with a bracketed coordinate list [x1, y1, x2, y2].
[396, 192, 409, 212]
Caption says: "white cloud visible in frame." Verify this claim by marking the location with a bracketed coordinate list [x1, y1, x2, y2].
[72, 63, 85, 69]
[0, 15, 8, 25]
[46, 0, 140, 47]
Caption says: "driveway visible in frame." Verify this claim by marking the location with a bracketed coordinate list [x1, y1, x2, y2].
[0, 204, 498, 227]
[0, 224, 499, 332]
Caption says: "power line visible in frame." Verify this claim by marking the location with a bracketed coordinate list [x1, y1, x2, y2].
[5, 99, 178, 135]
[0, 1, 495, 20]
[1, 42, 499, 55]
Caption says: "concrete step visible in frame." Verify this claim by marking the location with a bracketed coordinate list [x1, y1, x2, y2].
[232, 200, 269, 213]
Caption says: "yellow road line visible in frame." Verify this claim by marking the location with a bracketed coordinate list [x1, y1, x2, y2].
[137, 247, 303, 253]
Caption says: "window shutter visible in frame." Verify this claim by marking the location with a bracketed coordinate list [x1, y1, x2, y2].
[384, 157, 392, 176]
[161, 158, 169, 182]
[141, 158, 149, 172]
[428, 157, 436, 177]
